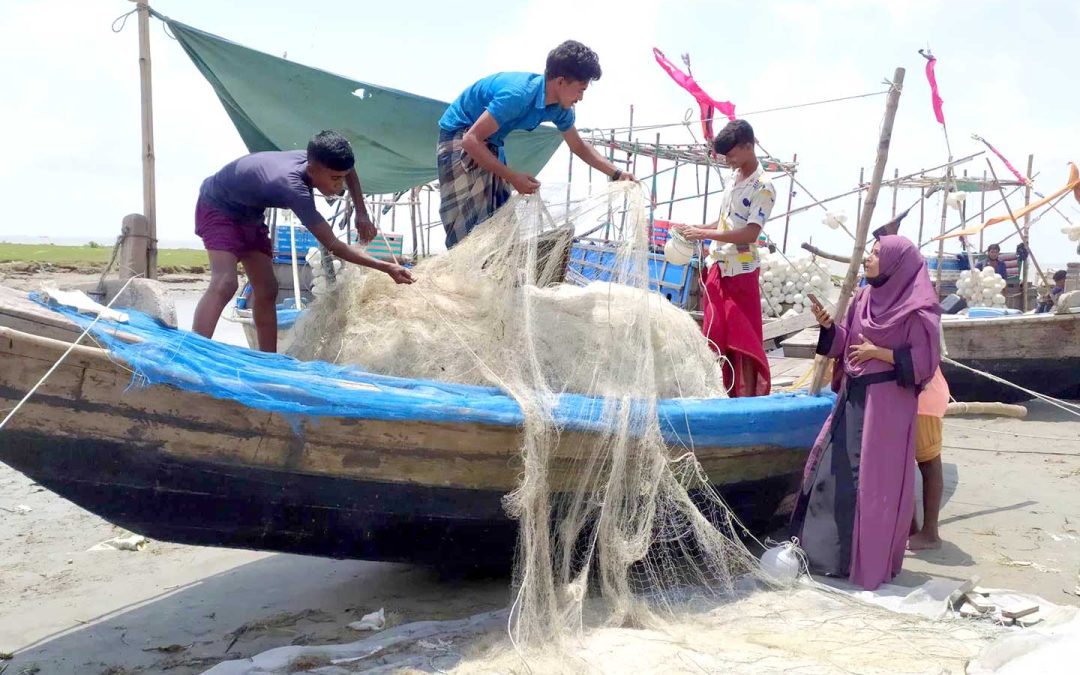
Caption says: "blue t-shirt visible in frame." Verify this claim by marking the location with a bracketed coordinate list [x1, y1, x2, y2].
[199, 150, 324, 230]
[438, 72, 576, 147]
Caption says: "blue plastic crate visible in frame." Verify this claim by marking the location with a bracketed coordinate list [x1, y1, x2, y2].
[273, 224, 321, 263]
[567, 240, 697, 309]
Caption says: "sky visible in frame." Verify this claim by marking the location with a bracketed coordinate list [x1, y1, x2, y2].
[2, 0, 1078, 265]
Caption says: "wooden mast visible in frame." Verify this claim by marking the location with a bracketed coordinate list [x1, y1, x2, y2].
[132, 0, 157, 279]
[809, 68, 905, 395]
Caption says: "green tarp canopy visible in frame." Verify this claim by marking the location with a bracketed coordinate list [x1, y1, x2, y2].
[162, 15, 565, 194]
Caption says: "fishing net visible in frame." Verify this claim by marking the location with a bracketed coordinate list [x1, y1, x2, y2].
[289, 183, 768, 649]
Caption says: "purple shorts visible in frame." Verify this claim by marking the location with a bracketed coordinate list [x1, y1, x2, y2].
[195, 199, 273, 258]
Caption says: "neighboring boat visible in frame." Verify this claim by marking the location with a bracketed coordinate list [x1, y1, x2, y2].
[781, 310, 1080, 403]
[0, 298, 833, 569]
[939, 311, 1080, 403]
[223, 305, 304, 352]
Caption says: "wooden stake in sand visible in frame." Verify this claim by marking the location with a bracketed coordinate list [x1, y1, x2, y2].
[809, 68, 905, 395]
[131, 0, 158, 280]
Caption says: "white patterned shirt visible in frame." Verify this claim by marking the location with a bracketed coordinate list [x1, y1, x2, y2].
[705, 168, 776, 277]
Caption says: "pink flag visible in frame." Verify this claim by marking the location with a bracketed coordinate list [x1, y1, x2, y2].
[653, 48, 736, 141]
[921, 51, 946, 125]
[974, 135, 1028, 185]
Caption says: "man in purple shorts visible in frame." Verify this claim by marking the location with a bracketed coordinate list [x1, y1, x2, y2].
[193, 130, 414, 352]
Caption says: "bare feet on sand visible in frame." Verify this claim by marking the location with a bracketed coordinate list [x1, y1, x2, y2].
[907, 531, 942, 551]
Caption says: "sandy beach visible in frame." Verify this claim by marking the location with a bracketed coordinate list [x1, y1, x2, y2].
[0, 270, 1078, 674]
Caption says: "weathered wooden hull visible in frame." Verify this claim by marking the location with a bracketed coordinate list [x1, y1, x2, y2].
[782, 312, 1080, 403]
[0, 326, 832, 567]
[940, 313, 1080, 403]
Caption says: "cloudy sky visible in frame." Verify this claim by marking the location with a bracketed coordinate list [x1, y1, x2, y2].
[2, 0, 1078, 264]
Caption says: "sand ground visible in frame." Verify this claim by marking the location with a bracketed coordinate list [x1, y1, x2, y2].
[0, 271, 1077, 674]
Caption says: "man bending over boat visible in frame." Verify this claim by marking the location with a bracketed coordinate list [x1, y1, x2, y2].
[437, 40, 636, 248]
[192, 130, 414, 352]
[675, 120, 775, 397]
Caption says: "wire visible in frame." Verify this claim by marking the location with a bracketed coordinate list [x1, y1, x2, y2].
[579, 89, 890, 135]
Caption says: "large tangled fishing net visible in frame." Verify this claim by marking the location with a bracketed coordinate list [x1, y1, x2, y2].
[282, 184, 1007, 671]
[291, 183, 765, 647]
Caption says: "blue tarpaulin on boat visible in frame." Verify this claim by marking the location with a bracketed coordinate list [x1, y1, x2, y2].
[34, 297, 833, 449]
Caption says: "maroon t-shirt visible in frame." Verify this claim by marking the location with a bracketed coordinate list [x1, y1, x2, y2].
[199, 150, 324, 229]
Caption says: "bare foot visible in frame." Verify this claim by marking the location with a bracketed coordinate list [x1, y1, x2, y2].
[907, 531, 942, 551]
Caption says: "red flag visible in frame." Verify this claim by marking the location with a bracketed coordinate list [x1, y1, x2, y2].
[920, 49, 946, 125]
[653, 48, 736, 141]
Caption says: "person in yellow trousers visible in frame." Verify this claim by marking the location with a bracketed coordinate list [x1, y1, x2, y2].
[909, 366, 949, 550]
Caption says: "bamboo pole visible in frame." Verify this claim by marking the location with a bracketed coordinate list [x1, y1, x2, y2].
[800, 242, 851, 264]
[565, 150, 573, 214]
[856, 167, 865, 231]
[918, 188, 926, 245]
[410, 186, 419, 260]
[605, 130, 615, 240]
[933, 166, 953, 295]
[667, 158, 680, 219]
[810, 67, 905, 395]
[132, 0, 157, 279]
[781, 153, 797, 253]
[650, 132, 659, 243]
[984, 159, 1051, 292]
[979, 169, 987, 252]
[1021, 154, 1033, 311]
[701, 160, 712, 224]
[891, 167, 899, 217]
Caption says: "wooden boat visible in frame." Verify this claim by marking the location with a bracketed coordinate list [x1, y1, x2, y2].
[780, 310, 1080, 403]
[0, 295, 833, 570]
[938, 311, 1080, 403]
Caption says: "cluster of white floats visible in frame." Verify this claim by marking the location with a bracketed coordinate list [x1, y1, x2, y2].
[759, 253, 833, 318]
[957, 266, 1008, 307]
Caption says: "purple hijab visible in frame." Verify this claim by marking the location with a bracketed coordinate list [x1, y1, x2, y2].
[857, 235, 941, 348]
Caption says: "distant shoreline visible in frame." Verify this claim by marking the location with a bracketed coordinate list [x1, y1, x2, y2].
[0, 235, 203, 249]
[0, 242, 208, 275]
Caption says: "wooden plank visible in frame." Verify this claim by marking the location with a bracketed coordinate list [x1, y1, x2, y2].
[781, 326, 820, 359]
[0, 285, 84, 343]
[762, 311, 818, 342]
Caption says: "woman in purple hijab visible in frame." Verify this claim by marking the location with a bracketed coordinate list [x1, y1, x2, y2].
[791, 235, 942, 590]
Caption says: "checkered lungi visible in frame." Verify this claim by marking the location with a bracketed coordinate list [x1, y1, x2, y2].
[437, 129, 511, 249]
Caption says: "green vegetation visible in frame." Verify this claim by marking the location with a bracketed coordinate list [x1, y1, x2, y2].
[0, 242, 208, 271]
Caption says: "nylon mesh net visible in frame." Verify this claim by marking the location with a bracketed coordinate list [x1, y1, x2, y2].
[289, 183, 766, 649]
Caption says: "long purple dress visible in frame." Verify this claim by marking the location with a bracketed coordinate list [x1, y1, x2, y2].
[792, 236, 941, 591]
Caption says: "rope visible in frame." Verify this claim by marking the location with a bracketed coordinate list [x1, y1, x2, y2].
[944, 421, 1079, 443]
[95, 231, 130, 296]
[110, 8, 137, 33]
[0, 277, 139, 432]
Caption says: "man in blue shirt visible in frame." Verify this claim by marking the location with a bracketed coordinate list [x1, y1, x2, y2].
[976, 243, 1008, 278]
[437, 40, 635, 248]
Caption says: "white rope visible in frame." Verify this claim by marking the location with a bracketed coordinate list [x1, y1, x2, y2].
[942, 356, 1080, 418]
[0, 277, 138, 432]
[943, 421, 1079, 443]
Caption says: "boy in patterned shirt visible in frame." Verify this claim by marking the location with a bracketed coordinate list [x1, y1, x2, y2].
[676, 120, 775, 397]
